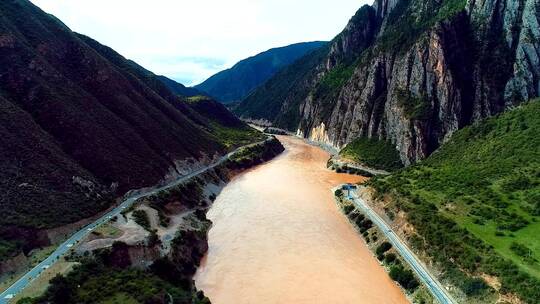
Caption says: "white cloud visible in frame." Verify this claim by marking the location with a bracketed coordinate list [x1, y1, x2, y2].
[30, 0, 370, 86]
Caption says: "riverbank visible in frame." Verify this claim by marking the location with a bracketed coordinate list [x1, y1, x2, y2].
[258, 125, 389, 178]
[327, 156, 390, 177]
[6, 138, 284, 304]
[334, 188, 437, 304]
[0, 134, 268, 290]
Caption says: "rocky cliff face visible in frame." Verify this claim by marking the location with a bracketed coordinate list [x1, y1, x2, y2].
[238, 0, 540, 165]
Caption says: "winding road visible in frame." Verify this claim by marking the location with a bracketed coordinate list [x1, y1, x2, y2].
[347, 188, 457, 304]
[0, 139, 269, 304]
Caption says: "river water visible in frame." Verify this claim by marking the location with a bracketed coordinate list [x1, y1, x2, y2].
[195, 136, 408, 304]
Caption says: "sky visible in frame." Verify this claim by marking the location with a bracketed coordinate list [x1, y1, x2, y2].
[30, 0, 369, 86]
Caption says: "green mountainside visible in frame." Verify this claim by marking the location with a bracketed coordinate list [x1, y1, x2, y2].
[369, 100, 540, 302]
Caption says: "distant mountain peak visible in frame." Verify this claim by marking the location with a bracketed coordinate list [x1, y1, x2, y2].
[194, 41, 326, 103]
[157, 75, 203, 98]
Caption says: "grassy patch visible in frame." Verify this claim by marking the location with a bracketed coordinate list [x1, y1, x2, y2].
[186, 96, 266, 149]
[29, 246, 56, 266]
[340, 137, 403, 171]
[312, 63, 358, 121]
[185, 95, 209, 103]
[92, 223, 122, 239]
[210, 122, 265, 150]
[369, 100, 540, 302]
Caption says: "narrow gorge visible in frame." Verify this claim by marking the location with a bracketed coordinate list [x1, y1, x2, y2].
[237, 0, 540, 165]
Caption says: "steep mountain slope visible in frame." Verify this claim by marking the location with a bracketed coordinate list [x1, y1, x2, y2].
[185, 96, 265, 149]
[194, 41, 326, 103]
[369, 100, 540, 303]
[234, 45, 331, 129]
[237, 0, 540, 165]
[0, 0, 258, 262]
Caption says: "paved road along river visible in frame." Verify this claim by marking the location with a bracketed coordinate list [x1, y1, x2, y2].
[0, 138, 271, 304]
[195, 136, 408, 304]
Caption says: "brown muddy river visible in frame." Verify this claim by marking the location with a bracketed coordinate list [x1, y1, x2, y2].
[195, 136, 408, 304]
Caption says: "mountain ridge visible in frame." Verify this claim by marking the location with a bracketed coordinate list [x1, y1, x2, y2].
[157, 75, 202, 98]
[194, 41, 326, 103]
[0, 0, 260, 263]
[236, 0, 540, 166]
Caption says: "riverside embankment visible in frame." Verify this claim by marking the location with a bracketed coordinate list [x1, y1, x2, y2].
[1, 137, 284, 304]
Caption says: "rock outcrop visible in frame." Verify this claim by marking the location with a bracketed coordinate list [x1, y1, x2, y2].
[237, 0, 540, 165]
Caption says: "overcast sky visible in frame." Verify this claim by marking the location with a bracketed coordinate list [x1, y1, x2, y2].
[30, 0, 369, 86]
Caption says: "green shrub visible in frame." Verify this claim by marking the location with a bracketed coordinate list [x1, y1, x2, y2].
[385, 253, 398, 264]
[376, 241, 393, 256]
[132, 210, 151, 231]
[343, 205, 355, 214]
[389, 264, 420, 292]
[461, 277, 490, 297]
[0, 239, 19, 262]
[510, 242, 536, 263]
[355, 216, 373, 233]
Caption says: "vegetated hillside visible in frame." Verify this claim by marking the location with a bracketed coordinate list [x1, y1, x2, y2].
[186, 96, 246, 129]
[369, 100, 540, 303]
[339, 137, 403, 171]
[235, 44, 331, 129]
[0, 0, 260, 263]
[23, 241, 212, 304]
[236, 0, 540, 166]
[195, 41, 326, 103]
[21, 138, 284, 304]
[185, 96, 266, 149]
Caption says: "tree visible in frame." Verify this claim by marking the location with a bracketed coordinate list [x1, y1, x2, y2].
[376, 241, 392, 256]
[43, 275, 74, 303]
